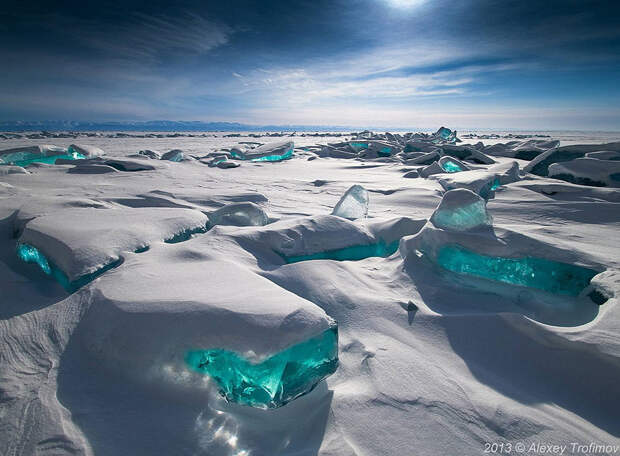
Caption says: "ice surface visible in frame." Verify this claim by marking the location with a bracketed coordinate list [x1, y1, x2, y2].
[186, 326, 338, 408]
[331, 184, 369, 219]
[437, 244, 598, 297]
[430, 189, 492, 232]
[208, 202, 269, 227]
[2, 132, 620, 456]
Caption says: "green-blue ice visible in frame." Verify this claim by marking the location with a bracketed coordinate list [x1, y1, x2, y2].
[186, 326, 338, 408]
[17, 243, 121, 293]
[437, 244, 598, 296]
[0, 151, 85, 167]
[282, 240, 399, 263]
[441, 160, 463, 173]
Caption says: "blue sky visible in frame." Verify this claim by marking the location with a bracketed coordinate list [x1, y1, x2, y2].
[1, 0, 619, 129]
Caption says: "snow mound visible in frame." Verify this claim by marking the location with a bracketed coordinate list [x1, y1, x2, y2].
[205, 156, 240, 168]
[205, 214, 423, 265]
[585, 150, 620, 161]
[68, 144, 105, 158]
[138, 149, 161, 159]
[103, 157, 162, 171]
[525, 142, 620, 176]
[18, 207, 209, 283]
[67, 163, 119, 174]
[548, 157, 620, 188]
[0, 165, 28, 175]
[80, 243, 336, 395]
[402, 205, 605, 326]
[483, 139, 559, 160]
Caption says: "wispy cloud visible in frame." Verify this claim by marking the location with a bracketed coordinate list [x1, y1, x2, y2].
[36, 11, 234, 63]
[227, 46, 522, 104]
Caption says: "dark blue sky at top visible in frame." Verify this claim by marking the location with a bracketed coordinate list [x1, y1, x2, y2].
[1, 0, 619, 129]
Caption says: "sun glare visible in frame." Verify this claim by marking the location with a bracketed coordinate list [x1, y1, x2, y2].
[384, 0, 425, 9]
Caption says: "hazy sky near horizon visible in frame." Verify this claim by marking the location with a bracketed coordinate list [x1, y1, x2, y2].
[1, 0, 619, 129]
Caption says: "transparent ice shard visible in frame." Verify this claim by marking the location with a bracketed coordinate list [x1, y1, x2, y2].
[282, 240, 399, 263]
[430, 189, 492, 232]
[437, 245, 598, 297]
[441, 160, 463, 173]
[208, 202, 269, 227]
[438, 155, 469, 174]
[332, 184, 369, 220]
[161, 149, 184, 162]
[186, 326, 338, 409]
[251, 149, 293, 162]
[434, 127, 457, 143]
[231, 141, 294, 162]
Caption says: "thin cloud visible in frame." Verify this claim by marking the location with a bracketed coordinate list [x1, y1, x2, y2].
[42, 11, 234, 63]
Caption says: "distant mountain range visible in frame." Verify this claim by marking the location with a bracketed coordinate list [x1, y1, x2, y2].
[0, 120, 369, 132]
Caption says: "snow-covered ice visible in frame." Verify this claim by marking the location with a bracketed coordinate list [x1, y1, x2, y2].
[1, 129, 619, 456]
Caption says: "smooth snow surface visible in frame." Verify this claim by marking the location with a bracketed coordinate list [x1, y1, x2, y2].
[1, 131, 619, 456]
